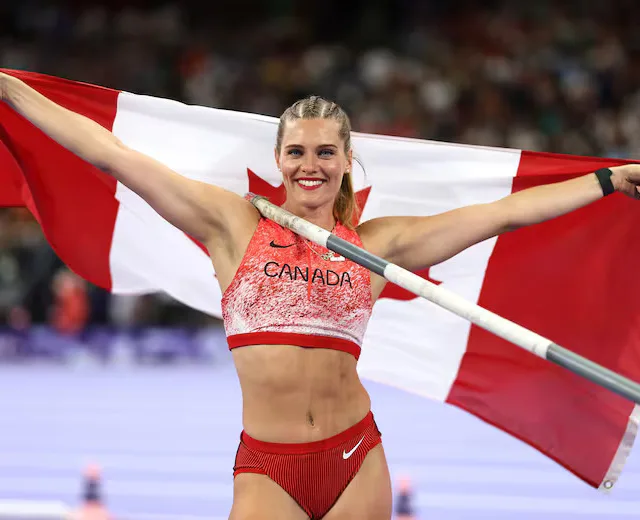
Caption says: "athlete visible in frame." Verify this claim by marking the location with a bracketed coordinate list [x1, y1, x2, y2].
[2, 71, 640, 520]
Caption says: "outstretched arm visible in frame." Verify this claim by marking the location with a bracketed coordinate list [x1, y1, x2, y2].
[0, 72, 257, 246]
[359, 165, 640, 272]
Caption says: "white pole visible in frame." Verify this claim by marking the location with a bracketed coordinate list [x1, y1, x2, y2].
[248, 193, 640, 405]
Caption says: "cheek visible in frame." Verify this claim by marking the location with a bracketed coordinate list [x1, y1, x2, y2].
[280, 161, 296, 178]
[328, 163, 345, 182]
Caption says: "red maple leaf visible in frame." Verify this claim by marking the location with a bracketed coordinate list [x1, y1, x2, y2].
[247, 168, 288, 206]
[247, 168, 442, 300]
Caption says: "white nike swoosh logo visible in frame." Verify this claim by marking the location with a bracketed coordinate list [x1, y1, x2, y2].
[342, 435, 365, 460]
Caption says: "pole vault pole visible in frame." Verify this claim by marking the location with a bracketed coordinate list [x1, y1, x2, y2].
[248, 193, 640, 405]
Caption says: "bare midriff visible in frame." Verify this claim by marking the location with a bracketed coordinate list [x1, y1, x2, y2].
[232, 344, 371, 443]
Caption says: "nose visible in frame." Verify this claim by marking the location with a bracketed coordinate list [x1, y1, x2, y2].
[300, 154, 319, 174]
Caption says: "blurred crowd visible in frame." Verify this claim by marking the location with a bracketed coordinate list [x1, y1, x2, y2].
[2, 0, 640, 330]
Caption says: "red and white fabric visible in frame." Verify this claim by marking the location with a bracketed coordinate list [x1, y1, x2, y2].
[1, 69, 639, 491]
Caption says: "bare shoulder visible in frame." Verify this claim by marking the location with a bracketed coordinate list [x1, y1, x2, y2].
[356, 216, 401, 258]
[204, 188, 261, 291]
[203, 187, 260, 255]
[207, 185, 261, 226]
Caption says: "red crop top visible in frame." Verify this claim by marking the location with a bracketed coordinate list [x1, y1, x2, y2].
[221, 217, 373, 360]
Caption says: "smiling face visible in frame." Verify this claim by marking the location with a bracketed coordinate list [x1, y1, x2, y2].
[274, 95, 359, 228]
[276, 118, 352, 213]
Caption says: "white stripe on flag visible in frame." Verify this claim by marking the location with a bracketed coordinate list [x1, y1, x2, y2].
[358, 144, 521, 401]
[111, 90, 523, 400]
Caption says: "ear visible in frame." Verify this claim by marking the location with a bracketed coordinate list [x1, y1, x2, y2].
[347, 149, 353, 173]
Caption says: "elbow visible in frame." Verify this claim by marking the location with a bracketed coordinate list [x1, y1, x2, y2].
[503, 222, 521, 233]
[100, 139, 131, 176]
[502, 212, 524, 233]
[503, 209, 539, 233]
[494, 198, 528, 233]
[484, 200, 518, 235]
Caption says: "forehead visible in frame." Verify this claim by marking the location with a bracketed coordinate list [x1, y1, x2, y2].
[281, 118, 342, 145]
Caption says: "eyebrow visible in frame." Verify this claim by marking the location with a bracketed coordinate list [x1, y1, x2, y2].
[284, 143, 339, 149]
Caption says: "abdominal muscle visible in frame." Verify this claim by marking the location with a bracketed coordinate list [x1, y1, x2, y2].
[232, 344, 372, 443]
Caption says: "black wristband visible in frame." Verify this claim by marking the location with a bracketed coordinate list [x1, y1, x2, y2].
[595, 168, 615, 196]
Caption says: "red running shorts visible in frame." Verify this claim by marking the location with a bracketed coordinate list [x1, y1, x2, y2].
[233, 411, 382, 519]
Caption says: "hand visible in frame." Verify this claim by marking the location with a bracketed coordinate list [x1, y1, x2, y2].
[0, 72, 15, 102]
[0, 72, 7, 101]
[611, 164, 640, 199]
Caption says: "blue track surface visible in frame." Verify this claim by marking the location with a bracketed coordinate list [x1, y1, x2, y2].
[0, 363, 638, 519]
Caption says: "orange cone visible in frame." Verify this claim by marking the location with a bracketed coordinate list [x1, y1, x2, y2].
[68, 464, 112, 520]
[394, 475, 417, 519]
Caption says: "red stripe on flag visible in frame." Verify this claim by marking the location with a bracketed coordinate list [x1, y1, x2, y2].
[0, 140, 25, 207]
[447, 150, 640, 487]
[0, 69, 120, 290]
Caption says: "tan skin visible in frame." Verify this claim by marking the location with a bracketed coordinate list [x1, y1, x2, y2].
[3, 71, 640, 519]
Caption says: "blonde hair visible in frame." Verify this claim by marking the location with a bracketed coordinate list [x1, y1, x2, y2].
[276, 95, 359, 229]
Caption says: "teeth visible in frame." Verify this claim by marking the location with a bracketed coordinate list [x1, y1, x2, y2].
[298, 179, 323, 187]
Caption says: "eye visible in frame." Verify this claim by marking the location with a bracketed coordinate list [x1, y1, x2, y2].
[319, 149, 335, 157]
[287, 149, 302, 156]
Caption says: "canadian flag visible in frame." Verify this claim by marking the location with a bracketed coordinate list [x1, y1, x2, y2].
[1, 69, 639, 491]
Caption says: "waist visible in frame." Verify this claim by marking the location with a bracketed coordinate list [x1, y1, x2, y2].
[232, 344, 371, 442]
[228, 331, 361, 360]
[241, 411, 377, 453]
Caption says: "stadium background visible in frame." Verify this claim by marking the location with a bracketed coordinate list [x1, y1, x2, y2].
[1, 1, 639, 518]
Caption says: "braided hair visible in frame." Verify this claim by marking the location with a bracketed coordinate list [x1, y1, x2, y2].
[276, 95, 359, 229]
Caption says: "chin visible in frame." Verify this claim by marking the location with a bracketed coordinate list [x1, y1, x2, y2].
[298, 192, 333, 209]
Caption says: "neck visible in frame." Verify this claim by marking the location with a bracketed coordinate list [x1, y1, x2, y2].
[281, 201, 336, 232]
